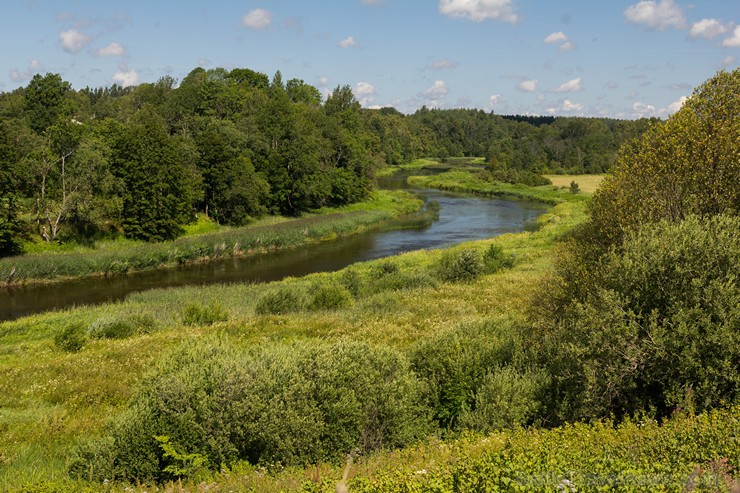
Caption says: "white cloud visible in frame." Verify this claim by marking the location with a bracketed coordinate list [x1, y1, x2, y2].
[112, 66, 139, 87]
[518, 79, 537, 92]
[723, 26, 740, 48]
[632, 101, 657, 117]
[489, 94, 501, 108]
[429, 59, 460, 70]
[355, 81, 376, 106]
[59, 28, 92, 53]
[665, 95, 687, 114]
[97, 42, 125, 57]
[241, 9, 272, 30]
[438, 0, 518, 24]
[361, 0, 384, 4]
[624, 0, 685, 31]
[544, 31, 568, 44]
[9, 59, 43, 82]
[689, 19, 729, 39]
[562, 100, 583, 112]
[419, 80, 449, 108]
[553, 77, 582, 93]
[546, 99, 584, 114]
[339, 36, 357, 48]
[559, 41, 575, 51]
[722, 55, 737, 66]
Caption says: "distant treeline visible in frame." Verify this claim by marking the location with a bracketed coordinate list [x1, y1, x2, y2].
[0, 66, 651, 254]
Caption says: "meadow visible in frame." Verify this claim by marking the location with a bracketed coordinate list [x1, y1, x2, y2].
[1, 166, 738, 492]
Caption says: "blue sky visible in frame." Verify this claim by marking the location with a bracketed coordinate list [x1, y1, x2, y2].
[3, 0, 739, 118]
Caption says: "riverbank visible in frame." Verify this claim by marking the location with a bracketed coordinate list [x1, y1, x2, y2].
[0, 190, 426, 286]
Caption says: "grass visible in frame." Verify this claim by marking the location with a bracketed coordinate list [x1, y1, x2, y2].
[0, 190, 425, 285]
[1, 165, 736, 492]
[543, 174, 605, 194]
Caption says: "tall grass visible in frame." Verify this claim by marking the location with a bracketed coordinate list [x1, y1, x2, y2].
[0, 191, 424, 285]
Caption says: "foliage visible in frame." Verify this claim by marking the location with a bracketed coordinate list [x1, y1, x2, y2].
[180, 302, 228, 326]
[308, 281, 354, 311]
[532, 215, 740, 422]
[585, 68, 740, 251]
[569, 180, 579, 194]
[254, 284, 310, 315]
[73, 340, 432, 482]
[87, 313, 157, 339]
[54, 322, 87, 351]
[435, 248, 484, 283]
[411, 320, 518, 428]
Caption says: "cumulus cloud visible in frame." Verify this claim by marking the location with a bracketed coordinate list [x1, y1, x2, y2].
[544, 31, 568, 44]
[489, 94, 501, 108]
[546, 99, 584, 114]
[553, 77, 582, 93]
[419, 80, 449, 107]
[517, 79, 537, 92]
[543, 31, 575, 51]
[689, 19, 729, 39]
[355, 81, 376, 106]
[96, 42, 125, 57]
[112, 65, 139, 87]
[339, 36, 357, 48]
[438, 0, 519, 24]
[241, 9, 272, 30]
[723, 26, 740, 48]
[722, 55, 737, 66]
[429, 59, 460, 70]
[9, 59, 43, 83]
[60, 28, 92, 53]
[624, 0, 685, 31]
[665, 95, 687, 114]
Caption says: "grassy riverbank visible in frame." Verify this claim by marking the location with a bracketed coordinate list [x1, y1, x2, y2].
[0, 190, 426, 286]
[2, 167, 737, 492]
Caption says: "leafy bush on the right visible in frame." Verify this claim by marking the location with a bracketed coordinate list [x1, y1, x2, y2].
[308, 281, 354, 311]
[533, 215, 740, 422]
[88, 313, 157, 339]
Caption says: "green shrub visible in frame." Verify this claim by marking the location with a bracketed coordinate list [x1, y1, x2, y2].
[435, 248, 484, 283]
[309, 282, 354, 311]
[254, 285, 309, 315]
[458, 367, 547, 432]
[339, 268, 362, 297]
[482, 244, 514, 273]
[411, 320, 519, 428]
[54, 322, 87, 352]
[181, 302, 229, 326]
[87, 313, 156, 339]
[534, 215, 740, 422]
[72, 339, 431, 482]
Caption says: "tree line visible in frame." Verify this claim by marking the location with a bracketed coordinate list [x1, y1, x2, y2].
[0, 66, 650, 256]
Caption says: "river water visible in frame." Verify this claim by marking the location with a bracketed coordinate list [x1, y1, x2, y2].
[0, 172, 545, 321]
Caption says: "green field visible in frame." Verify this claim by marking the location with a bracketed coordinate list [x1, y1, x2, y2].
[1, 167, 738, 493]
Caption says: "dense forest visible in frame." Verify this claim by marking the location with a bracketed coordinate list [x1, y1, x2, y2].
[0, 67, 651, 256]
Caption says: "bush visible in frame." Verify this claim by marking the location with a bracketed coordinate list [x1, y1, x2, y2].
[435, 248, 484, 283]
[54, 322, 87, 352]
[308, 282, 354, 311]
[482, 244, 513, 273]
[73, 339, 431, 482]
[254, 285, 309, 315]
[533, 215, 740, 422]
[411, 320, 519, 428]
[181, 302, 228, 326]
[458, 367, 547, 432]
[87, 314, 157, 339]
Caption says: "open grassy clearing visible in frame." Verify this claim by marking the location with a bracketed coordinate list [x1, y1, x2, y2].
[543, 174, 605, 194]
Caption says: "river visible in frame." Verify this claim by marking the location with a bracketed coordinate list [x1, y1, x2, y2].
[0, 171, 546, 321]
